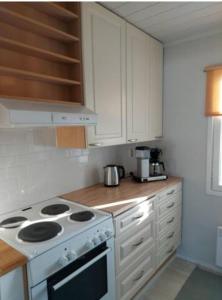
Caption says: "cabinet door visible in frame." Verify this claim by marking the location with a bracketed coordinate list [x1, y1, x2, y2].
[0, 268, 25, 300]
[149, 38, 163, 140]
[126, 24, 150, 143]
[82, 3, 126, 147]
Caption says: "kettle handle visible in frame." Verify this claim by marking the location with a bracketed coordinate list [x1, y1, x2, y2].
[118, 166, 125, 179]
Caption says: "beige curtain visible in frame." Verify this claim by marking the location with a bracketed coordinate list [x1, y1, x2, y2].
[205, 67, 222, 116]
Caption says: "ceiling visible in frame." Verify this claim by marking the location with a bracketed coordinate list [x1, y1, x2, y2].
[101, 2, 222, 45]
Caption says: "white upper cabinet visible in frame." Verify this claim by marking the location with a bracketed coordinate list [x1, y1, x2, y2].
[149, 38, 163, 140]
[126, 24, 163, 143]
[82, 3, 126, 147]
[126, 24, 150, 143]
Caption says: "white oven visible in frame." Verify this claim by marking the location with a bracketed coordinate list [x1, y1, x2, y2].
[29, 237, 115, 300]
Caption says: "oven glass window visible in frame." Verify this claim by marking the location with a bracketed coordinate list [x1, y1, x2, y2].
[47, 244, 108, 300]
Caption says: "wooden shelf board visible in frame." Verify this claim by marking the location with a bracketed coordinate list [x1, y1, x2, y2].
[0, 7, 79, 43]
[0, 66, 81, 86]
[0, 37, 80, 64]
[32, 3, 79, 20]
[0, 95, 82, 105]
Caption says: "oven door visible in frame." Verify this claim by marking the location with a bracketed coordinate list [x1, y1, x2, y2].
[31, 238, 115, 300]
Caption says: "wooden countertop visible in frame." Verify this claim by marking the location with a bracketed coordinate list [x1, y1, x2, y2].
[0, 240, 27, 276]
[62, 176, 182, 217]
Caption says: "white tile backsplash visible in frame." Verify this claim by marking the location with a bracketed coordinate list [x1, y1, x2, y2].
[0, 129, 118, 214]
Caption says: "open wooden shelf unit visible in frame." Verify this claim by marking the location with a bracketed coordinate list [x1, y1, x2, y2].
[0, 2, 83, 104]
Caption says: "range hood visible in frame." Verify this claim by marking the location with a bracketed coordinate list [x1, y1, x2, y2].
[0, 99, 97, 128]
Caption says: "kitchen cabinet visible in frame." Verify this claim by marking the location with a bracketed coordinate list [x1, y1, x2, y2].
[126, 24, 150, 143]
[82, 3, 126, 147]
[126, 24, 163, 143]
[82, 3, 163, 147]
[114, 182, 182, 300]
[0, 267, 25, 300]
[149, 38, 163, 140]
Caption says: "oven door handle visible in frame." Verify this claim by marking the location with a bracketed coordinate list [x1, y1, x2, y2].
[52, 247, 111, 291]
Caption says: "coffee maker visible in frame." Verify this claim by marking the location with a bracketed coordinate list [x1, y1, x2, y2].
[132, 146, 167, 182]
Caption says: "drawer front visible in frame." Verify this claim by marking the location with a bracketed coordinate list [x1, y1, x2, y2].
[157, 232, 181, 267]
[117, 246, 155, 300]
[116, 216, 155, 273]
[157, 206, 181, 235]
[115, 196, 156, 237]
[158, 183, 182, 202]
[157, 191, 181, 219]
[158, 226, 181, 249]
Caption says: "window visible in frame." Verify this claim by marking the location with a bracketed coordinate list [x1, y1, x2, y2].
[207, 117, 222, 195]
[205, 65, 222, 195]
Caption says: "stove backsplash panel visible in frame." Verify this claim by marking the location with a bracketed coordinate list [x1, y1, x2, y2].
[0, 129, 118, 214]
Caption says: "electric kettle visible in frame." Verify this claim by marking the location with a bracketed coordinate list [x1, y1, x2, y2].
[104, 165, 125, 187]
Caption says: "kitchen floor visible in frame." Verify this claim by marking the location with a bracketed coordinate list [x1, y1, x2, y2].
[134, 257, 195, 300]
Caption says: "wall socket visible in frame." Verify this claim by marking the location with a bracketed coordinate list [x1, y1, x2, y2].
[129, 148, 134, 158]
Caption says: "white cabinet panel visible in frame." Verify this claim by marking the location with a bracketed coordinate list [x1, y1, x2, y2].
[149, 37, 163, 140]
[126, 24, 150, 142]
[82, 3, 126, 147]
[0, 268, 25, 300]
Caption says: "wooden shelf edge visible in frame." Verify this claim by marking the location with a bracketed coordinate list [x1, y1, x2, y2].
[0, 66, 81, 86]
[33, 3, 79, 20]
[0, 6, 79, 43]
[0, 36, 80, 64]
[0, 95, 83, 106]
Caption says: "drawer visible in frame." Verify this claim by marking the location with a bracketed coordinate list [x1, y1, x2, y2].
[157, 206, 181, 236]
[157, 232, 181, 267]
[117, 246, 155, 300]
[115, 196, 156, 237]
[158, 183, 182, 202]
[157, 191, 181, 219]
[158, 226, 181, 250]
[115, 216, 155, 274]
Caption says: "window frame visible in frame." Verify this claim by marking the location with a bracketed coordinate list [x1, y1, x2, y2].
[206, 116, 222, 196]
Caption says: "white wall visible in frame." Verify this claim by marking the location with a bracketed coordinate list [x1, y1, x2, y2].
[0, 129, 118, 214]
[163, 32, 222, 269]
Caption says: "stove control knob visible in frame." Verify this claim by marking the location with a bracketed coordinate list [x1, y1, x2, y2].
[58, 255, 69, 267]
[105, 230, 112, 238]
[67, 251, 77, 261]
[92, 237, 100, 246]
[85, 240, 94, 250]
[99, 233, 106, 242]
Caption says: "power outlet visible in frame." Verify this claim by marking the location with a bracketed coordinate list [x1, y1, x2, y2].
[129, 148, 134, 158]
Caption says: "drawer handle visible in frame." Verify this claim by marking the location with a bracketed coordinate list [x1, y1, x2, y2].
[128, 139, 138, 142]
[133, 213, 144, 220]
[166, 247, 174, 254]
[133, 270, 144, 282]
[167, 202, 175, 209]
[167, 189, 175, 195]
[167, 217, 175, 224]
[132, 238, 144, 247]
[167, 232, 175, 239]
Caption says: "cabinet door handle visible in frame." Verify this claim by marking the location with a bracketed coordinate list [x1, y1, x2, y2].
[88, 143, 102, 146]
[133, 213, 144, 220]
[167, 202, 175, 209]
[155, 136, 163, 139]
[167, 189, 175, 195]
[128, 139, 138, 142]
[167, 217, 175, 224]
[132, 238, 144, 247]
[166, 247, 174, 254]
[167, 232, 175, 239]
[133, 270, 144, 282]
